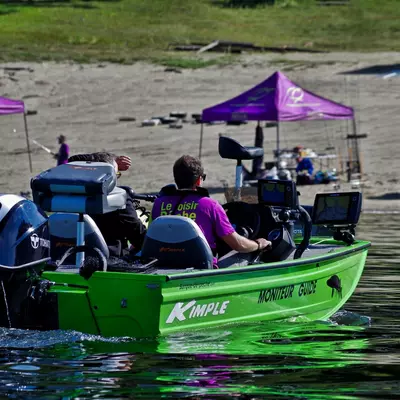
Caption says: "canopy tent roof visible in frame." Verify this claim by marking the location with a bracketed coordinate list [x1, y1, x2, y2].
[0, 96, 25, 115]
[202, 71, 354, 122]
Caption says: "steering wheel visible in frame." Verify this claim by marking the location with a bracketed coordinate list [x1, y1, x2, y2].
[215, 201, 261, 259]
[222, 202, 261, 240]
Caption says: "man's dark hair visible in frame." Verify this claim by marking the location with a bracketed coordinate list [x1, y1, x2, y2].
[68, 152, 116, 165]
[173, 155, 204, 189]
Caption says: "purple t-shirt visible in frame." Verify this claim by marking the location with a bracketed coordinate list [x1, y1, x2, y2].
[151, 194, 235, 251]
[57, 143, 70, 165]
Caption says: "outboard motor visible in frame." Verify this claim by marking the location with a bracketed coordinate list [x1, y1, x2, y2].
[0, 194, 50, 328]
[0, 194, 49, 269]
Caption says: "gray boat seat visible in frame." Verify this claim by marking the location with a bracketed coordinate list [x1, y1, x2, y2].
[219, 135, 264, 160]
[141, 216, 214, 270]
[48, 213, 109, 264]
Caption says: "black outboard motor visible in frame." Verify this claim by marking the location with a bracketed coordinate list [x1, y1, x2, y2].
[0, 194, 50, 328]
[0, 194, 49, 269]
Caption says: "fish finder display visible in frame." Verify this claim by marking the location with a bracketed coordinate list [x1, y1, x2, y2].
[312, 192, 362, 225]
[257, 179, 298, 208]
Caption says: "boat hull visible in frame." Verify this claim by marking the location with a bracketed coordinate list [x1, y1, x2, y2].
[42, 240, 370, 338]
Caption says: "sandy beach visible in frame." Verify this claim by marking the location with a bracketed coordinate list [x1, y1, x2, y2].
[0, 51, 399, 212]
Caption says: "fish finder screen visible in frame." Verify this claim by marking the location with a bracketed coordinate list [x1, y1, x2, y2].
[312, 192, 362, 225]
[258, 180, 297, 208]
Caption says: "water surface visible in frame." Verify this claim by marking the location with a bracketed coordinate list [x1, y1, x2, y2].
[1, 213, 399, 399]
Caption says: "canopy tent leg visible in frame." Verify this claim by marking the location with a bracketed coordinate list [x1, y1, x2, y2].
[23, 113, 33, 173]
[352, 119, 361, 176]
[199, 123, 204, 159]
[276, 123, 280, 165]
[234, 160, 243, 202]
[251, 121, 264, 177]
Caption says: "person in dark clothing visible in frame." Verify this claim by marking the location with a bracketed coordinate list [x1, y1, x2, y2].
[55, 135, 70, 166]
[296, 156, 314, 175]
[68, 152, 146, 257]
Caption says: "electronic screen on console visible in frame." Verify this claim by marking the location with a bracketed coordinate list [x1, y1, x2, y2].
[312, 192, 362, 226]
[257, 179, 298, 209]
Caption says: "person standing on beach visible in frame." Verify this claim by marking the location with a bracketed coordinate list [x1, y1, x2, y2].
[55, 135, 70, 165]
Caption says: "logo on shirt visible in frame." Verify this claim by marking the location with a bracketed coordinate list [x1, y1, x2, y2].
[160, 200, 198, 220]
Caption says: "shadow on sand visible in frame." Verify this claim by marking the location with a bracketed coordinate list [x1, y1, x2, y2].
[367, 193, 400, 201]
[340, 64, 400, 76]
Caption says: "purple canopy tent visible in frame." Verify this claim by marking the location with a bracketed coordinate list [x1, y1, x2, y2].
[0, 96, 32, 172]
[200, 71, 355, 160]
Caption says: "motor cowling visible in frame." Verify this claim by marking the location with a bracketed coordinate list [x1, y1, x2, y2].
[0, 194, 50, 268]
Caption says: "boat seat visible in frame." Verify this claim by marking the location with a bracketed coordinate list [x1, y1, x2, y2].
[48, 213, 109, 264]
[141, 216, 214, 270]
[219, 135, 264, 160]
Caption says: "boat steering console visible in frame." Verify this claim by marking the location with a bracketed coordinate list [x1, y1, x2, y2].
[218, 135, 312, 263]
[221, 178, 312, 263]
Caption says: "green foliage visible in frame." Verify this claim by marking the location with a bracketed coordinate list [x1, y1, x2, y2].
[223, 0, 276, 8]
[0, 0, 398, 64]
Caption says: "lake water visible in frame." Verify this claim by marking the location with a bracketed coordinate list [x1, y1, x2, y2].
[0, 213, 399, 399]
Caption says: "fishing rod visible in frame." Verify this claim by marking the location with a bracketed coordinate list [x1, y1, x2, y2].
[31, 138, 56, 156]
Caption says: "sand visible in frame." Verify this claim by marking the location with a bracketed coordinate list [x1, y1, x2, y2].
[0, 51, 399, 212]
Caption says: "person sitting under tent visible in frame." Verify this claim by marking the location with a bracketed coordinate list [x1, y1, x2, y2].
[296, 156, 314, 185]
[67, 152, 146, 257]
[150, 155, 271, 266]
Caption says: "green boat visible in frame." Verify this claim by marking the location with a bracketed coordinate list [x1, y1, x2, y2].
[0, 136, 370, 337]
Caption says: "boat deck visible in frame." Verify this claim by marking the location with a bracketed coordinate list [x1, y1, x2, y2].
[53, 242, 351, 276]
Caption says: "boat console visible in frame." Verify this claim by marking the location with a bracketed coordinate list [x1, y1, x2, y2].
[218, 136, 313, 263]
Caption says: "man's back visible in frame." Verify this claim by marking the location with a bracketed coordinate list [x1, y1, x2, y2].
[152, 193, 234, 250]
[90, 196, 146, 256]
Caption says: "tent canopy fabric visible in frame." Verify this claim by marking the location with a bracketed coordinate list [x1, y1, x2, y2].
[0, 96, 25, 115]
[201, 71, 354, 122]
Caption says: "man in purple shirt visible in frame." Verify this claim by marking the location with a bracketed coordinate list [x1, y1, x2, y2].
[151, 155, 271, 262]
[55, 135, 70, 166]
